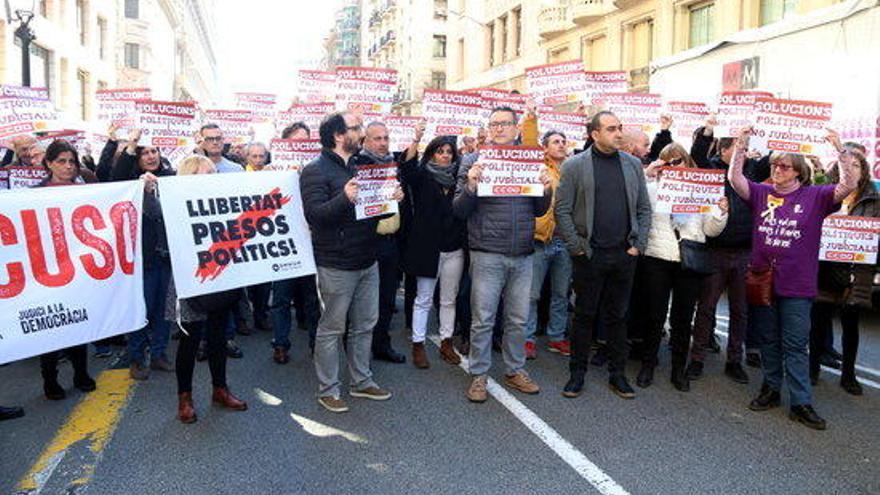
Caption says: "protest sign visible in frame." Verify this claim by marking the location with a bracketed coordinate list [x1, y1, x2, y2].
[0, 168, 8, 189]
[654, 166, 726, 213]
[600, 93, 663, 135]
[235, 92, 278, 123]
[335, 67, 398, 118]
[297, 70, 337, 103]
[525, 61, 586, 107]
[203, 109, 253, 144]
[355, 162, 399, 220]
[96, 88, 151, 135]
[0, 85, 62, 144]
[422, 89, 486, 144]
[159, 171, 316, 298]
[476, 145, 545, 197]
[819, 215, 880, 264]
[135, 100, 196, 149]
[752, 97, 833, 155]
[6, 166, 49, 189]
[537, 111, 588, 151]
[478, 88, 528, 114]
[584, 71, 628, 105]
[0, 181, 145, 365]
[268, 139, 321, 172]
[714, 91, 774, 137]
[384, 116, 422, 153]
[666, 101, 710, 151]
[275, 102, 335, 139]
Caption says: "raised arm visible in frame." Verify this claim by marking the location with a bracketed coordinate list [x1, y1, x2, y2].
[728, 129, 751, 200]
[827, 129, 859, 204]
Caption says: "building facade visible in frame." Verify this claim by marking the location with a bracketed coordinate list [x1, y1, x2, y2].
[361, 0, 448, 115]
[325, 0, 361, 69]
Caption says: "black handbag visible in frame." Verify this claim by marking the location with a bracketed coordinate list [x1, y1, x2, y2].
[673, 218, 712, 275]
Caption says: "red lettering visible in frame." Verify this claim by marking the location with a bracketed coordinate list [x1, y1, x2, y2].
[72, 205, 115, 280]
[22, 208, 75, 287]
[110, 201, 139, 275]
[0, 214, 25, 299]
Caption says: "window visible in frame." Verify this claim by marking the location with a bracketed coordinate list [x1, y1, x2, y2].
[628, 18, 653, 69]
[434, 0, 447, 19]
[38, 0, 47, 17]
[457, 38, 465, 80]
[430, 71, 446, 89]
[582, 35, 608, 70]
[97, 17, 107, 59]
[433, 35, 446, 58]
[125, 0, 139, 19]
[487, 22, 495, 67]
[76, 0, 86, 45]
[512, 7, 522, 57]
[760, 0, 798, 25]
[77, 70, 88, 121]
[548, 46, 570, 63]
[124, 43, 140, 69]
[500, 15, 508, 62]
[689, 3, 714, 48]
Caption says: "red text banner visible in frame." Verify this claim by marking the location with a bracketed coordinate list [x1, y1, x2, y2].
[477, 145, 545, 197]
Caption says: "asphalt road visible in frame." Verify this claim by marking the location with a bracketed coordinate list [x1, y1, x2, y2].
[2, 298, 879, 495]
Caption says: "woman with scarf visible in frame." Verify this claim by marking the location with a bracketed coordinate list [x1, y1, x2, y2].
[730, 128, 857, 430]
[111, 129, 176, 381]
[400, 136, 467, 368]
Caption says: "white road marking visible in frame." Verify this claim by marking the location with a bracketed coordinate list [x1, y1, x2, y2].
[428, 336, 630, 495]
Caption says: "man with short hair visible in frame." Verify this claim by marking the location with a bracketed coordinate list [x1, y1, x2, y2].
[244, 142, 268, 172]
[453, 106, 552, 403]
[199, 123, 243, 173]
[555, 111, 652, 399]
[621, 114, 673, 164]
[282, 121, 311, 140]
[300, 111, 401, 413]
[8, 135, 39, 167]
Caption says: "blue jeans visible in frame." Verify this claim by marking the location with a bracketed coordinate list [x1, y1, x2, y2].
[128, 262, 172, 364]
[526, 239, 572, 343]
[752, 297, 813, 406]
[468, 251, 532, 376]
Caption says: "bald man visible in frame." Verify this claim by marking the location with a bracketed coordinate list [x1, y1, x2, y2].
[621, 129, 650, 162]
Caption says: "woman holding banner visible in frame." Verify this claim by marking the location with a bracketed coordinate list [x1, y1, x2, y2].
[34, 140, 97, 399]
[810, 146, 878, 396]
[111, 129, 176, 381]
[636, 143, 729, 392]
[164, 155, 247, 424]
[400, 135, 466, 368]
[730, 128, 857, 430]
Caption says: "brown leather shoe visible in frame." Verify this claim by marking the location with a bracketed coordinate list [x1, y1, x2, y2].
[412, 342, 430, 369]
[178, 392, 197, 424]
[466, 375, 488, 403]
[504, 370, 540, 394]
[212, 387, 248, 411]
[439, 338, 461, 365]
[273, 347, 290, 365]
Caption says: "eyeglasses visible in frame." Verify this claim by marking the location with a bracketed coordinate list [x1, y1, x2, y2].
[667, 158, 684, 166]
[203, 136, 223, 143]
[488, 121, 516, 129]
[772, 162, 794, 171]
[347, 124, 363, 132]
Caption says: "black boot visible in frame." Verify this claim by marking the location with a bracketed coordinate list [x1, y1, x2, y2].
[74, 373, 97, 392]
[563, 371, 585, 398]
[748, 382, 780, 411]
[670, 365, 690, 392]
[636, 364, 654, 388]
[43, 378, 65, 400]
[789, 405, 827, 430]
[840, 374, 863, 396]
[685, 361, 704, 380]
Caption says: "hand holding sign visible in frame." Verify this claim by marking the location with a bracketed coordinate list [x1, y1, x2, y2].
[539, 166, 552, 190]
[466, 163, 483, 193]
[345, 177, 359, 203]
[414, 119, 426, 144]
[392, 183, 405, 202]
[717, 197, 729, 214]
[660, 114, 673, 131]
[825, 127, 844, 153]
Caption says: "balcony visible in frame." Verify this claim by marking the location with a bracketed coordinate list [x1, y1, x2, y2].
[368, 11, 382, 29]
[381, 0, 396, 19]
[379, 30, 396, 49]
[570, 0, 615, 26]
[538, 5, 571, 39]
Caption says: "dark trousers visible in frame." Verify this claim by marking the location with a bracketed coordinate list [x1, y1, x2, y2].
[271, 275, 319, 351]
[176, 312, 228, 394]
[810, 302, 860, 380]
[455, 263, 472, 340]
[569, 248, 637, 377]
[247, 282, 272, 322]
[692, 247, 753, 363]
[40, 345, 88, 383]
[374, 235, 399, 352]
[640, 256, 703, 368]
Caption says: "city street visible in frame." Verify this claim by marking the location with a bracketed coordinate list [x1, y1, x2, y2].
[2, 299, 879, 495]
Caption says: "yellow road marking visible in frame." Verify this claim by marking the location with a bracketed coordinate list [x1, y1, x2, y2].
[16, 369, 135, 493]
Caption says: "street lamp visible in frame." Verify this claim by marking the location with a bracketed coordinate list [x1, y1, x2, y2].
[4, 0, 37, 87]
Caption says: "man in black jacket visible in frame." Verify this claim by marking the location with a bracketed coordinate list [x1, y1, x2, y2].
[687, 120, 770, 382]
[300, 111, 402, 413]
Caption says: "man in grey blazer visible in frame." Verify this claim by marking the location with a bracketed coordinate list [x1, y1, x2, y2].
[554, 111, 652, 399]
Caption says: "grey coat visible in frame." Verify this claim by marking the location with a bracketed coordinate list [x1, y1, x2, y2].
[554, 147, 652, 257]
[453, 151, 551, 257]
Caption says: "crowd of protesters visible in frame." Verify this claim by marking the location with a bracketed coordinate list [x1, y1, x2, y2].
[1, 99, 874, 433]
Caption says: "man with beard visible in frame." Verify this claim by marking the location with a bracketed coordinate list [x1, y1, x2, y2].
[300, 112, 404, 413]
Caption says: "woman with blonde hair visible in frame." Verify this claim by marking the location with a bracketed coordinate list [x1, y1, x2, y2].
[636, 142, 729, 391]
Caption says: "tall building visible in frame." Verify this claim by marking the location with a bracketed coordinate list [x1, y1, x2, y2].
[362, 0, 449, 115]
[325, 0, 361, 69]
[116, 0, 220, 104]
[0, 0, 120, 122]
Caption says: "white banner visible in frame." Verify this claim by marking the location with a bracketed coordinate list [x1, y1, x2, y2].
[6, 166, 49, 189]
[0, 181, 145, 365]
[384, 116, 421, 153]
[752, 97, 833, 156]
[275, 102, 334, 139]
[477, 145, 545, 197]
[584, 71, 628, 105]
[715, 91, 774, 138]
[654, 166, 726, 214]
[158, 171, 316, 298]
[96, 88, 151, 136]
[297, 70, 337, 103]
[203, 109, 253, 144]
[335, 67, 398, 119]
[422, 89, 486, 145]
[600, 93, 663, 136]
[0, 85, 62, 145]
[135, 100, 196, 149]
[355, 162, 400, 220]
[235, 92, 278, 124]
[538, 111, 587, 151]
[666, 101, 710, 151]
[819, 215, 880, 264]
[268, 139, 321, 172]
[525, 60, 586, 107]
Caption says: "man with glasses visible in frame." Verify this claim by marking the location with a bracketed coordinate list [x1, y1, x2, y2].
[199, 123, 243, 173]
[453, 106, 552, 403]
[300, 111, 403, 413]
